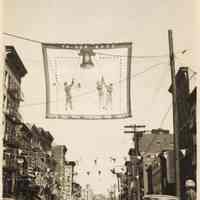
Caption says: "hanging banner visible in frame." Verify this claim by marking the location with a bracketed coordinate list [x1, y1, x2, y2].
[42, 42, 132, 119]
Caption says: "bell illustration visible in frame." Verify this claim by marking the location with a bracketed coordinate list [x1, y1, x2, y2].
[79, 46, 95, 69]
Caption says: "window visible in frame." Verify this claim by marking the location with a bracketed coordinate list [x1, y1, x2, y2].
[7, 75, 11, 89]
[3, 95, 6, 109]
[4, 70, 8, 86]
[7, 97, 11, 110]
[67, 176, 70, 182]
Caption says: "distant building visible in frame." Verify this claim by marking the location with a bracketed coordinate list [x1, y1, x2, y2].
[72, 182, 82, 200]
[52, 145, 67, 200]
[124, 160, 133, 200]
[142, 153, 156, 195]
[64, 161, 76, 200]
[93, 194, 106, 200]
[151, 156, 162, 194]
[2, 46, 27, 199]
[126, 148, 144, 200]
[145, 149, 176, 196]
[82, 185, 94, 200]
[14, 123, 57, 199]
[138, 129, 174, 196]
[139, 129, 173, 154]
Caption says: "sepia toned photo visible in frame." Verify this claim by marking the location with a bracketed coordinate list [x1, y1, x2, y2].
[1, 0, 197, 200]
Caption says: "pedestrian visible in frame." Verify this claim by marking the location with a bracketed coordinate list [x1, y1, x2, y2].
[104, 82, 113, 110]
[185, 179, 196, 200]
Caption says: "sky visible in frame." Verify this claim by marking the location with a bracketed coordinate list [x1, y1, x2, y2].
[2, 0, 197, 195]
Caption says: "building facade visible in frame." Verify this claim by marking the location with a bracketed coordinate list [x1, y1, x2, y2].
[52, 145, 67, 200]
[145, 150, 176, 196]
[63, 161, 76, 200]
[14, 123, 58, 200]
[82, 185, 94, 200]
[72, 182, 82, 200]
[138, 129, 175, 197]
[127, 148, 142, 200]
[169, 67, 197, 199]
[188, 87, 196, 180]
[2, 46, 27, 199]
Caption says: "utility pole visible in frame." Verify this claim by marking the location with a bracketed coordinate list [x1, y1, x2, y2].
[112, 184, 117, 200]
[116, 172, 122, 200]
[124, 125, 145, 155]
[168, 29, 180, 197]
[117, 176, 121, 200]
[124, 125, 145, 200]
[86, 184, 89, 200]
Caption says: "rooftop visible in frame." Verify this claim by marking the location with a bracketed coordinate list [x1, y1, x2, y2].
[139, 130, 173, 154]
[5, 46, 27, 78]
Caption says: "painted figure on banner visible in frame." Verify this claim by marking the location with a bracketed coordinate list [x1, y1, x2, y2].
[64, 79, 74, 111]
[96, 76, 105, 110]
[104, 81, 113, 110]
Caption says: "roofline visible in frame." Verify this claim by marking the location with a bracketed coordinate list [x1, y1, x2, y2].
[168, 66, 189, 93]
[5, 46, 27, 77]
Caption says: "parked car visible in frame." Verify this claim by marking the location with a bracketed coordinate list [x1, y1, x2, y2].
[143, 194, 179, 200]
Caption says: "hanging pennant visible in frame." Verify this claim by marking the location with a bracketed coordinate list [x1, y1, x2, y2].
[94, 159, 97, 165]
[110, 169, 116, 174]
[110, 157, 116, 163]
[42, 42, 132, 120]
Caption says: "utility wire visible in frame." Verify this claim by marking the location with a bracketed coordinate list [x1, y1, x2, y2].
[149, 65, 169, 107]
[3, 32, 187, 59]
[3, 32, 42, 44]
[142, 103, 172, 155]
[20, 62, 167, 108]
[175, 56, 197, 74]
[159, 103, 172, 128]
[95, 52, 169, 59]
[158, 72, 197, 130]
[158, 71, 197, 129]
[142, 72, 197, 154]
